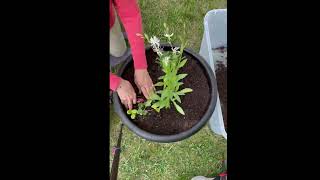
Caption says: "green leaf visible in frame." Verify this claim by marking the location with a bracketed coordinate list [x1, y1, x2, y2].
[179, 88, 193, 94]
[173, 101, 185, 115]
[145, 99, 152, 107]
[177, 74, 188, 80]
[154, 107, 160, 113]
[159, 101, 166, 109]
[151, 93, 160, 100]
[161, 90, 170, 100]
[178, 59, 187, 68]
[128, 109, 137, 115]
[154, 82, 164, 86]
[131, 114, 136, 119]
[173, 93, 181, 103]
[175, 82, 184, 91]
[176, 91, 185, 96]
[158, 76, 164, 80]
[144, 34, 149, 41]
[151, 102, 160, 109]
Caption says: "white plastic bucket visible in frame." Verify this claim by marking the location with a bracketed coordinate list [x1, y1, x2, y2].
[199, 9, 227, 139]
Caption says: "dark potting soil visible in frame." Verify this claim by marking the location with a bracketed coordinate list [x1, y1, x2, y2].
[121, 48, 211, 135]
[215, 63, 227, 131]
[213, 47, 227, 131]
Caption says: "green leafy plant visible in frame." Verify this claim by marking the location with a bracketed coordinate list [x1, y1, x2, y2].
[127, 23, 192, 119]
[145, 24, 192, 115]
[127, 98, 152, 119]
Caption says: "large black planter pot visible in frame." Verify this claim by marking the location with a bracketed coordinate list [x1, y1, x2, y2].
[113, 44, 218, 143]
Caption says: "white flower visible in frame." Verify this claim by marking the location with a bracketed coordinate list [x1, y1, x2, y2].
[171, 47, 180, 54]
[149, 36, 160, 49]
[149, 36, 163, 56]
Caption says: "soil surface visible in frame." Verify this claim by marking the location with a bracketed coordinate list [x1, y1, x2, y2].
[121, 47, 211, 135]
[213, 47, 227, 131]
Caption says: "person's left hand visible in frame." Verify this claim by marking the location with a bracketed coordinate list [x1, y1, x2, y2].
[134, 69, 154, 99]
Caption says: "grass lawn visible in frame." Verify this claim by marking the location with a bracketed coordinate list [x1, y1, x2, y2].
[110, 0, 227, 179]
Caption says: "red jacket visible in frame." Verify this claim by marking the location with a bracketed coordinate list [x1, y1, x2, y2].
[109, 0, 147, 91]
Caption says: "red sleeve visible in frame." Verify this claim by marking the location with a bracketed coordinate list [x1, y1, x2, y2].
[113, 0, 148, 69]
[110, 73, 122, 91]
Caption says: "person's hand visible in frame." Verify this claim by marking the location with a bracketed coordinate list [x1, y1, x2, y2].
[134, 69, 154, 99]
[116, 78, 136, 110]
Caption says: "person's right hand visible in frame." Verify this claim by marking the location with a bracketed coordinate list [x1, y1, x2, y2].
[116, 78, 137, 110]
